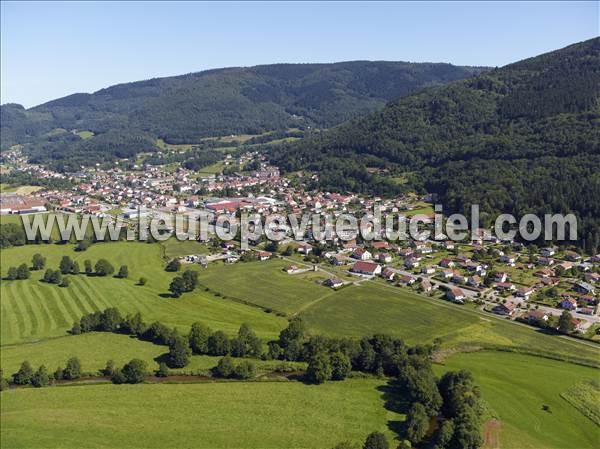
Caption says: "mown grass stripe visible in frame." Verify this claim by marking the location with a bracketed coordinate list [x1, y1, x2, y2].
[73, 275, 112, 311]
[28, 283, 58, 334]
[5, 281, 29, 340]
[63, 280, 95, 316]
[39, 282, 73, 330]
[14, 281, 40, 338]
[45, 282, 80, 329]
[1, 301, 17, 344]
[69, 277, 105, 313]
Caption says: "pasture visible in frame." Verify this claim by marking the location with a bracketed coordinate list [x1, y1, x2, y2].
[434, 351, 600, 449]
[0, 243, 286, 345]
[0, 378, 400, 449]
[199, 259, 331, 314]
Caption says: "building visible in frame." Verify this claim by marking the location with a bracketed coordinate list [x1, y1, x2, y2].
[352, 247, 372, 261]
[446, 287, 465, 302]
[492, 302, 516, 316]
[351, 261, 382, 276]
[324, 278, 344, 289]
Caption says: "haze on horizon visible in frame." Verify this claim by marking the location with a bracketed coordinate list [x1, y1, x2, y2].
[1, 1, 598, 108]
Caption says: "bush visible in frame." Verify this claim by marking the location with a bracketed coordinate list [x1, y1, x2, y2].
[102, 360, 116, 377]
[59, 277, 70, 287]
[362, 432, 389, 449]
[214, 356, 235, 378]
[156, 362, 170, 377]
[138, 277, 147, 286]
[330, 352, 351, 381]
[167, 334, 191, 368]
[233, 360, 256, 380]
[95, 259, 115, 276]
[53, 366, 64, 380]
[16, 263, 30, 279]
[12, 361, 34, 385]
[306, 352, 332, 384]
[63, 357, 82, 380]
[32, 253, 46, 270]
[165, 259, 181, 272]
[121, 359, 147, 384]
[111, 368, 126, 384]
[31, 365, 50, 388]
[116, 265, 129, 279]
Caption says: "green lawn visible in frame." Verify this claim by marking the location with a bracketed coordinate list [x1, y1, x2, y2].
[199, 259, 331, 314]
[0, 379, 400, 449]
[1, 243, 286, 345]
[434, 351, 600, 449]
[160, 238, 210, 258]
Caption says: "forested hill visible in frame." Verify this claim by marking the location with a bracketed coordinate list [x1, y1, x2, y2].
[271, 38, 600, 252]
[0, 61, 485, 151]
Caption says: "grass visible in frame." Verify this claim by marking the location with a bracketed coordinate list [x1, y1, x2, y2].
[434, 351, 600, 449]
[74, 130, 94, 139]
[199, 259, 331, 314]
[299, 281, 600, 365]
[197, 161, 225, 175]
[160, 238, 210, 258]
[0, 332, 305, 376]
[0, 378, 400, 449]
[560, 379, 600, 426]
[0, 242, 286, 345]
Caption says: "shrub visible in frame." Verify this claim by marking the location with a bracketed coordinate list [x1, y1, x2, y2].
[214, 356, 235, 378]
[121, 359, 147, 384]
[233, 360, 256, 380]
[31, 365, 50, 388]
[63, 357, 82, 380]
[12, 361, 34, 385]
[95, 259, 114, 276]
[156, 362, 170, 377]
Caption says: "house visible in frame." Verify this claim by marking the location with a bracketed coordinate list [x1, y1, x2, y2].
[579, 307, 595, 315]
[381, 267, 396, 282]
[494, 272, 508, 283]
[535, 268, 555, 278]
[564, 251, 582, 262]
[297, 243, 313, 254]
[539, 277, 559, 287]
[371, 241, 389, 250]
[351, 261, 382, 276]
[575, 281, 596, 295]
[398, 248, 414, 258]
[526, 310, 549, 323]
[538, 257, 555, 266]
[516, 287, 534, 298]
[468, 275, 483, 288]
[495, 282, 515, 292]
[439, 258, 455, 268]
[421, 266, 436, 275]
[352, 247, 372, 261]
[443, 241, 455, 250]
[492, 302, 516, 316]
[540, 247, 556, 257]
[405, 257, 420, 269]
[452, 272, 467, 284]
[377, 253, 392, 264]
[500, 254, 517, 264]
[556, 261, 573, 271]
[584, 273, 600, 284]
[466, 262, 483, 273]
[560, 297, 578, 310]
[257, 251, 272, 261]
[399, 274, 417, 285]
[420, 279, 433, 292]
[284, 265, 302, 274]
[441, 269, 454, 279]
[324, 278, 344, 289]
[446, 287, 465, 302]
[332, 254, 350, 266]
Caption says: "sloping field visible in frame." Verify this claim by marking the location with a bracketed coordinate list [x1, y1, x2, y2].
[0, 379, 400, 449]
[434, 351, 600, 449]
[0, 243, 286, 345]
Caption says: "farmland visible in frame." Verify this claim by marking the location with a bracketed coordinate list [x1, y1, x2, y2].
[0, 378, 399, 449]
[0, 243, 286, 345]
[435, 351, 600, 449]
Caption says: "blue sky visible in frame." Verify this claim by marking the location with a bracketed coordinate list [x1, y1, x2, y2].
[1, 1, 598, 107]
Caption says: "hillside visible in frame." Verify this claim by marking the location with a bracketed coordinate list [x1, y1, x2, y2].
[271, 38, 600, 252]
[0, 61, 485, 157]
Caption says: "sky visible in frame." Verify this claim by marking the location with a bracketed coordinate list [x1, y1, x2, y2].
[1, 1, 598, 107]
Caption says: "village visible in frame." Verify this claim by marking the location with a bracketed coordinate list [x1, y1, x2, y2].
[1, 146, 599, 340]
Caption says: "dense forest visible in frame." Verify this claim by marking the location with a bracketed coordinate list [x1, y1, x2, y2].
[270, 38, 600, 252]
[1, 61, 485, 157]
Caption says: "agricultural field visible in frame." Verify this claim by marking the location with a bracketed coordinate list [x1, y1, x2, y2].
[199, 259, 331, 314]
[0, 242, 286, 345]
[0, 378, 399, 449]
[435, 351, 600, 449]
[160, 238, 210, 258]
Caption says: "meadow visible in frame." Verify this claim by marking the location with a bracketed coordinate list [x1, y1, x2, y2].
[0, 242, 286, 345]
[0, 378, 400, 449]
[435, 351, 600, 449]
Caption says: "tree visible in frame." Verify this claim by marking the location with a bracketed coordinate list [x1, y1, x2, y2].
[53, 366, 65, 380]
[117, 265, 129, 278]
[84, 259, 93, 274]
[406, 402, 429, 444]
[111, 368, 126, 384]
[76, 239, 91, 252]
[31, 365, 50, 388]
[363, 432, 389, 449]
[63, 357, 82, 380]
[189, 322, 212, 354]
[12, 361, 34, 385]
[233, 360, 256, 379]
[167, 334, 191, 368]
[435, 419, 455, 448]
[306, 352, 332, 384]
[59, 256, 74, 275]
[214, 356, 235, 378]
[169, 276, 186, 297]
[558, 310, 574, 334]
[99, 307, 123, 332]
[95, 259, 114, 276]
[6, 266, 18, 280]
[122, 359, 147, 384]
[103, 360, 116, 377]
[138, 277, 147, 286]
[32, 253, 46, 270]
[71, 261, 80, 275]
[330, 351, 352, 380]
[165, 259, 181, 272]
[181, 269, 198, 291]
[16, 263, 30, 279]
[156, 362, 170, 377]
[234, 323, 262, 357]
[208, 331, 231, 356]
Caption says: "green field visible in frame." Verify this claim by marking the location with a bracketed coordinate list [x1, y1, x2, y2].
[560, 379, 600, 426]
[199, 259, 331, 314]
[300, 281, 600, 365]
[1, 243, 286, 345]
[435, 351, 600, 449]
[0, 378, 400, 449]
[160, 238, 210, 258]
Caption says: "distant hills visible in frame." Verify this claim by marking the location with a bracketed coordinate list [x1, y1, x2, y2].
[271, 38, 600, 251]
[0, 61, 485, 155]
